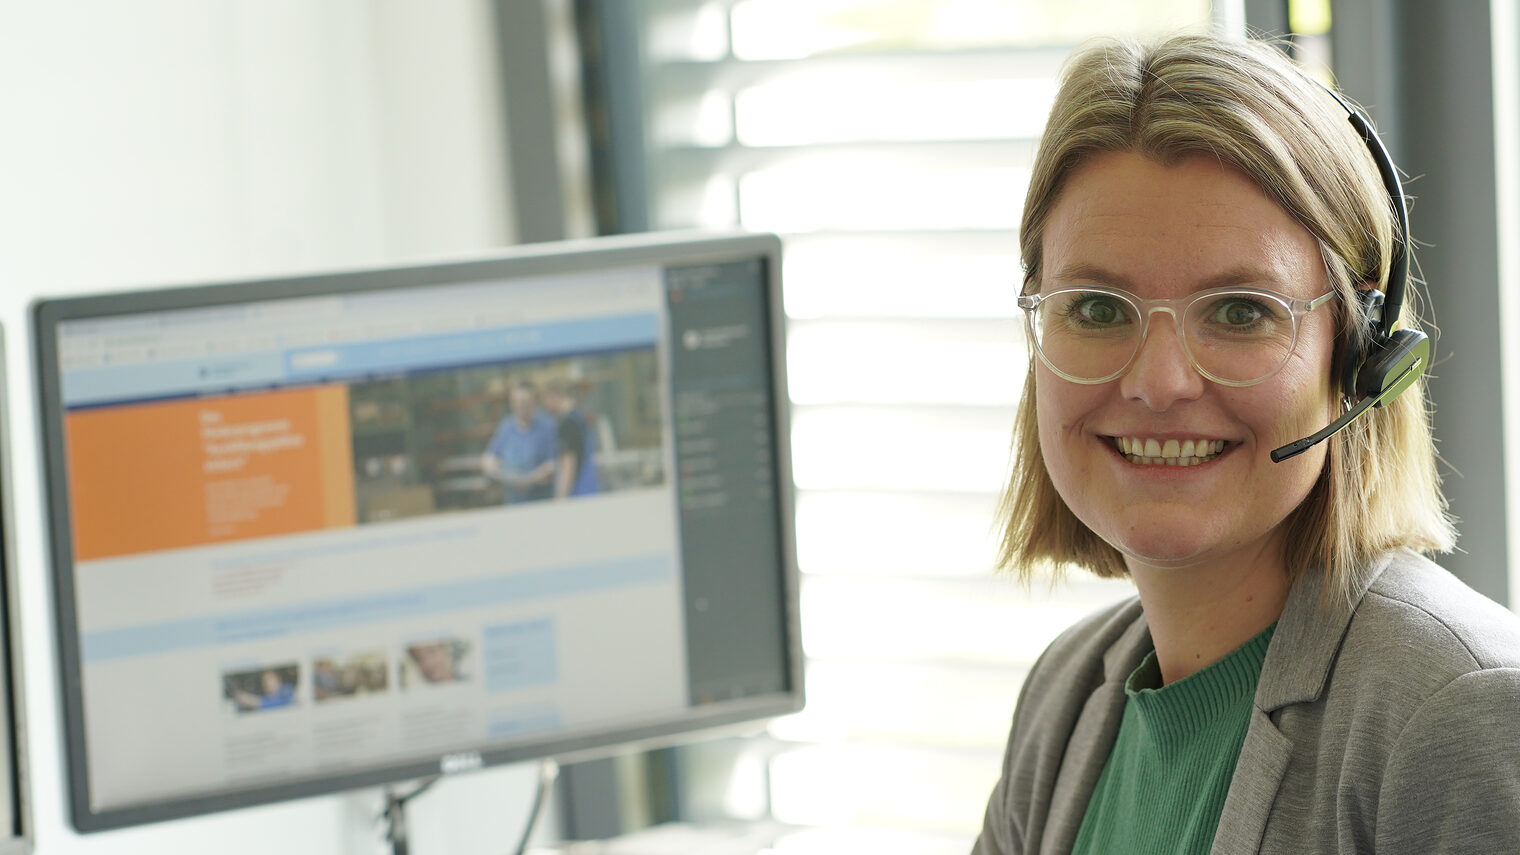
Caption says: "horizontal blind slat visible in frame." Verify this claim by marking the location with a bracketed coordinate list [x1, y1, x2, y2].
[798, 574, 1133, 666]
[788, 318, 1024, 407]
[796, 489, 1002, 578]
[785, 242, 1023, 320]
[790, 405, 1015, 493]
[770, 659, 1028, 750]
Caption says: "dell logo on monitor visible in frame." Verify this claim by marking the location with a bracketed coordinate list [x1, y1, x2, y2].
[439, 752, 483, 775]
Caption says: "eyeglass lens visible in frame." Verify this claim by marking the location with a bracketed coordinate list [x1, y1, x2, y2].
[1029, 290, 1299, 384]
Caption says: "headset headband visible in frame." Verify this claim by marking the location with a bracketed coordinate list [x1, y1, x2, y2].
[1322, 87, 1409, 340]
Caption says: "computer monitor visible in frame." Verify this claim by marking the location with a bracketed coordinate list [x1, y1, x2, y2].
[0, 329, 31, 853]
[32, 231, 800, 832]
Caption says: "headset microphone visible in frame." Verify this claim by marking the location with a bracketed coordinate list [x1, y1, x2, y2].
[1270, 90, 1429, 463]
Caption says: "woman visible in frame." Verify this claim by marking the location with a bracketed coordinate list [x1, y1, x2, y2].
[973, 34, 1520, 855]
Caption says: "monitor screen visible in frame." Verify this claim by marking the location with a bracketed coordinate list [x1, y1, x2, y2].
[33, 231, 800, 832]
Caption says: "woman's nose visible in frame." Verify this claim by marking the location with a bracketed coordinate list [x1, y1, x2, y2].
[1117, 313, 1207, 410]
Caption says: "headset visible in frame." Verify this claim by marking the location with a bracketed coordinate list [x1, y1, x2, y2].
[1269, 89, 1430, 463]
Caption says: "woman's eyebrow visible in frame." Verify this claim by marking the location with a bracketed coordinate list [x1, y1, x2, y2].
[1047, 263, 1133, 288]
[1048, 263, 1285, 290]
[1194, 267, 1288, 289]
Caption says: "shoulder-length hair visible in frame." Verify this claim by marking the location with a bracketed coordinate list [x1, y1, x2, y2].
[996, 34, 1455, 602]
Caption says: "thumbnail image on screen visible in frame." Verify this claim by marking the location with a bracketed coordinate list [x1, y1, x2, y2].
[347, 350, 664, 520]
[34, 232, 800, 832]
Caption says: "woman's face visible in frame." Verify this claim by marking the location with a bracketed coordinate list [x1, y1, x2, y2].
[1035, 151, 1338, 572]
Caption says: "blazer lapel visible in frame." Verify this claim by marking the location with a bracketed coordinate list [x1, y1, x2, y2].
[1208, 554, 1393, 855]
[1210, 708, 1291, 855]
[1042, 615, 1152, 854]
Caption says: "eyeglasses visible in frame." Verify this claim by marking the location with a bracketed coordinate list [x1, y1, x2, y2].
[1016, 285, 1336, 387]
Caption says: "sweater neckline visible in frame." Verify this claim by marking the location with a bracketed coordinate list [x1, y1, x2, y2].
[1123, 622, 1275, 753]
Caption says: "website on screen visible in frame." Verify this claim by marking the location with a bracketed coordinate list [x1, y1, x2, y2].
[57, 266, 694, 809]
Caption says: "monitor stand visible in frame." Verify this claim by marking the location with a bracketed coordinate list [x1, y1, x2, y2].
[340, 762, 559, 855]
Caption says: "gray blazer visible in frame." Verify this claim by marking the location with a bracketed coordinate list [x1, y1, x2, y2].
[973, 550, 1520, 854]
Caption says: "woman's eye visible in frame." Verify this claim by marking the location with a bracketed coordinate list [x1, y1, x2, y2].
[1210, 299, 1266, 325]
[1073, 295, 1126, 324]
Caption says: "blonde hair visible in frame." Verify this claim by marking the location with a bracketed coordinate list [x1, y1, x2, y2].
[997, 34, 1455, 602]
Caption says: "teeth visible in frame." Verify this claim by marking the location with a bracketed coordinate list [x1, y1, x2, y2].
[1112, 436, 1227, 466]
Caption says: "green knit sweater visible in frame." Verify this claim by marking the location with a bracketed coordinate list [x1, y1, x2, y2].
[1070, 623, 1275, 855]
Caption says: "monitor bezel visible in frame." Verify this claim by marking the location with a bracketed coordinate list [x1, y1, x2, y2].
[32, 230, 800, 833]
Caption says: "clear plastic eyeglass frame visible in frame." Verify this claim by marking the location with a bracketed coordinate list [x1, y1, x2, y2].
[1016, 284, 1337, 387]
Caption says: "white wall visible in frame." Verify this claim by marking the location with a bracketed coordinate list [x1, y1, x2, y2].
[0, 2, 553, 852]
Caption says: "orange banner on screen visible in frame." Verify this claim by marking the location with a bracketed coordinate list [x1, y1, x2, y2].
[66, 386, 357, 561]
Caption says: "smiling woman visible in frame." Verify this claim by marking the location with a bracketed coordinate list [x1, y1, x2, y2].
[974, 34, 1520, 855]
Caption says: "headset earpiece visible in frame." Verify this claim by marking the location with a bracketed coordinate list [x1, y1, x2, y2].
[1355, 328, 1429, 406]
[1340, 284, 1423, 411]
[1340, 281, 1426, 408]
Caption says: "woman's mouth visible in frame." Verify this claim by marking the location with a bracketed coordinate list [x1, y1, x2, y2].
[1112, 436, 1227, 466]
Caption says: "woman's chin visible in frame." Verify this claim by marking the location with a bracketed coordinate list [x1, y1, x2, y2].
[1109, 534, 1216, 571]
